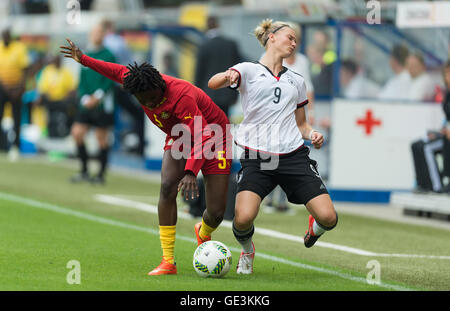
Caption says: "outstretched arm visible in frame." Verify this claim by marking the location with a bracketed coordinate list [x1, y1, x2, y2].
[60, 38, 128, 84]
[208, 69, 240, 90]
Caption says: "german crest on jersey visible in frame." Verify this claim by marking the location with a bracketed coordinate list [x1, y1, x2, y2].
[287, 76, 295, 86]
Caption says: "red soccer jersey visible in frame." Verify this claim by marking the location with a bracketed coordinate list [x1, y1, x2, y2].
[80, 54, 230, 176]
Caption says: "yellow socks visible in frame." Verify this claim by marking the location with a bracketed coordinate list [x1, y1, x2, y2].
[199, 218, 216, 240]
[159, 225, 176, 264]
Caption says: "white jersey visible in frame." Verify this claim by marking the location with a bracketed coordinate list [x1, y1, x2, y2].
[283, 53, 314, 93]
[230, 61, 309, 154]
[378, 70, 411, 100]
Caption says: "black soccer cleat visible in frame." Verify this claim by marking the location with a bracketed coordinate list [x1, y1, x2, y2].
[70, 172, 90, 183]
[303, 230, 322, 248]
[89, 175, 105, 185]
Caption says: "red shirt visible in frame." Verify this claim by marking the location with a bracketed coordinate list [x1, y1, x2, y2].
[80, 54, 230, 176]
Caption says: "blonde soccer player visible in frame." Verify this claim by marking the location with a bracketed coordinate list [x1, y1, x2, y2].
[208, 19, 338, 274]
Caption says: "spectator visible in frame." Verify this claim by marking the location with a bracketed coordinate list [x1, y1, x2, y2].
[283, 22, 315, 125]
[340, 59, 380, 99]
[0, 28, 30, 161]
[192, 15, 242, 221]
[379, 44, 411, 100]
[37, 55, 77, 138]
[194, 15, 241, 117]
[311, 29, 337, 67]
[101, 19, 132, 66]
[441, 59, 450, 192]
[406, 52, 435, 102]
[410, 60, 450, 193]
[162, 52, 178, 78]
[70, 23, 116, 185]
[101, 19, 144, 155]
[308, 30, 336, 97]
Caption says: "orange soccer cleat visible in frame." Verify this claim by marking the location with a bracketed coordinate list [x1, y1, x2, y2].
[147, 258, 177, 276]
[194, 222, 211, 246]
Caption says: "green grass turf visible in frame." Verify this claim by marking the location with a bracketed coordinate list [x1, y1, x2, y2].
[0, 154, 449, 290]
[0, 196, 388, 291]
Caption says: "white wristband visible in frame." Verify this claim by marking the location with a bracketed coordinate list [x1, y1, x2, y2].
[309, 129, 316, 140]
[81, 95, 90, 106]
[93, 89, 105, 101]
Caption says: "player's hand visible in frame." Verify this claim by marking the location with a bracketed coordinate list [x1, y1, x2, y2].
[60, 38, 83, 63]
[311, 131, 324, 149]
[225, 69, 240, 87]
[84, 96, 100, 109]
[178, 172, 199, 200]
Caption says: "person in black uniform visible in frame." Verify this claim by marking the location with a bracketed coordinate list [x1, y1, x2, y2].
[190, 15, 243, 220]
[440, 59, 450, 192]
[195, 15, 242, 117]
[411, 59, 450, 193]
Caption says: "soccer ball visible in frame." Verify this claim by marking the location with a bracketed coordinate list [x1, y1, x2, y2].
[193, 241, 232, 278]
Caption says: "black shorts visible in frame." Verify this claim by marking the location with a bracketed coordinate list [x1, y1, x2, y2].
[74, 108, 114, 128]
[236, 146, 329, 205]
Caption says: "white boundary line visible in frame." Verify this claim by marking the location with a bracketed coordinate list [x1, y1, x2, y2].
[0, 192, 413, 291]
[95, 194, 450, 260]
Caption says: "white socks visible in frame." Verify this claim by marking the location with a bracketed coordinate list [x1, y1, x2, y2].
[240, 238, 254, 254]
[233, 223, 255, 253]
[312, 220, 326, 236]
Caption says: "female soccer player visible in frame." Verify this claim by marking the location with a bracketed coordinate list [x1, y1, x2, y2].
[61, 38, 232, 275]
[208, 19, 338, 274]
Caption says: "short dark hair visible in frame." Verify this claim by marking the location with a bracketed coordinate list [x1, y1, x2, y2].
[391, 44, 409, 66]
[410, 52, 425, 66]
[444, 59, 450, 69]
[207, 16, 219, 31]
[101, 19, 113, 30]
[443, 59, 450, 86]
[123, 62, 166, 95]
[341, 59, 358, 75]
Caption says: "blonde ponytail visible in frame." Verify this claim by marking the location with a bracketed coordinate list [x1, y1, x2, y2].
[254, 19, 291, 48]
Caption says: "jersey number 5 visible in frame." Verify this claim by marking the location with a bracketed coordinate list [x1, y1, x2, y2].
[273, 87, 282, 104]
[218, 151, 226, 169]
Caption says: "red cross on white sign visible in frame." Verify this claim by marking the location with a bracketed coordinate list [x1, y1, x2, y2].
[356, 109, 382, 135]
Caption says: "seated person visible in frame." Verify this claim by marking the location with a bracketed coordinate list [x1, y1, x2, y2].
[406, 52, 435, 102]
[340, 59, 380, 99]
[410, 59, 450, 193]
[379, 44, 411, 100]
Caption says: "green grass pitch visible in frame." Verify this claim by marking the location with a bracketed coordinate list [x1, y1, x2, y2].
[0, 154, 449, 291]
